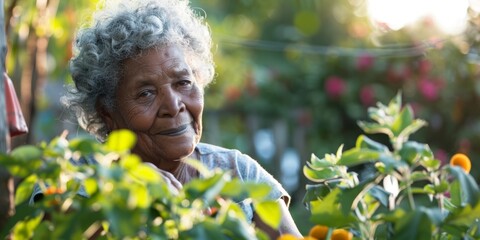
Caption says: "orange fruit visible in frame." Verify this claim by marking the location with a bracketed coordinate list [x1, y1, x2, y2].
[309, 225, 329, 240]
[44, 186, 64, 195]
[277, 234, 299, 240]
[331, 229, 353, 240]
[301, 236, 318, 240]
[450, 153, 471, 173]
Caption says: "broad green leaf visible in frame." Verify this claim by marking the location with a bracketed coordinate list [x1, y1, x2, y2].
[220, 179, 271, 202]
[410, 171, 429, 182]
[184, 158, 213, 178]
[308, 153, 334, 169]
[397, 119, 427, 143]
[243, 182, 272, 200]
[303, 165, 339, 182]
[337, 148, 381, 166]
[1, 146, 43, 177]
[15, 175, 37, 205]
[105, 129, 137, 152]
[310, 188, 357, 227]
[254, 200, 281, 229]
[129, 185, 150, 208]
[303, 183, 332, 206]
[377, 155, 406, 173]
[398, 141, 433, 165]
[119, 154, 141, 169]
[185, 173, 227, 202]
[357, 121, 393, 137]
[220, 179, 246, 199]
[130, 164, 162, 183]
[11, 213, 44, 239]
[355, 135, 389, 152]
[84, 178, 98, 195]
[393, 208, 433, 240]
[183, 220, 228, 240]
[368, 185, 390, 208]
[69, 137, 101, 155]
[448, 165, 480, 206]
[220, 211, 257, 240]
[339, 179, 376, 215]
[391, 105, 414, 136]
[446, 201, 480, 226]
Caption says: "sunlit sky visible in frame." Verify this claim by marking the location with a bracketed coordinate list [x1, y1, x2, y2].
[366, 0, 476, 35]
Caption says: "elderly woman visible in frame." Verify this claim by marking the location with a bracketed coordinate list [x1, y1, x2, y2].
[61, 0, 301, 238]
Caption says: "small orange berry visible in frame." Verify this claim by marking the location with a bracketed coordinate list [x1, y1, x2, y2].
[44, 186, 63, 195]
[301, 236, 318, 240]
[450, 153, 471, 173]
[309, 225, 329, 240]
[277, 234, 299, 240]
[331, 229, 353, 240]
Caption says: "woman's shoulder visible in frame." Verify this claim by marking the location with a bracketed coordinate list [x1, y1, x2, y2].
[196, 142, 259, 171]
[196, 142, 239, 155]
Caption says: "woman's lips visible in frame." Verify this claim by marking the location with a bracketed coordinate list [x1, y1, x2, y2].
[157, 123, 190, 136]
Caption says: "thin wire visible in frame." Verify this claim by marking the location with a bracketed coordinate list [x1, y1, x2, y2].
[217, 36, 448, 58]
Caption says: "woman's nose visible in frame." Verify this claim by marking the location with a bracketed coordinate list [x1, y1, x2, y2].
[158, 87, 185, 117]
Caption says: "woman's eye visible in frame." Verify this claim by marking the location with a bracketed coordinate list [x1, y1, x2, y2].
[176, 80, 193, 89]
[138, 90, 155, 98]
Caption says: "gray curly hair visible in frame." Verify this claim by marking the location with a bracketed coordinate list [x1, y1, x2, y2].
[62, 0, 214, 141]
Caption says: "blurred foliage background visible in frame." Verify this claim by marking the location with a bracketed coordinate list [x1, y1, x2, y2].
[6, 0, 480, 234]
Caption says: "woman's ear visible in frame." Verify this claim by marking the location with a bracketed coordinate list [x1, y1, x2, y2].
[96, 101, 116, 131]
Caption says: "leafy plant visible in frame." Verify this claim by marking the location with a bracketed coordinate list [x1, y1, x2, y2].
[0, 130, 280, 239]
[303, 93, 480, 239]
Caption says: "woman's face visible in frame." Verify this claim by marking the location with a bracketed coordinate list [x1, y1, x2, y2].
[103, 45, 204, 171]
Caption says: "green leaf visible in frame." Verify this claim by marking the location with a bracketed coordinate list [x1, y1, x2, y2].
[11, 212, 44, 239]
[337, 148, 381, 167]
[339, 178, 376, 215]
[184, 158, 213, 178]
[303, 183, 332, 206]
[308, 153, 334, 169]
[446, 201, 480, 227]
[254, 200, 281, 229]
[84, 178, 98, 196]
[183, 220, 228, 240]
[447, 165, 480, 207]
[398, 141, 433, 165]
[10, 145, 43, 162]
[220, 179, 246, 199]
[185, 173, 227, 202]
[220, 211, 257, 240]
[391, 105, 414, 137]
[4, 146, 44, 177]
[243, 182, 272, 200]
[357, 121, 393, 137]
[309, 188, 357, 227]
[105, 129, 137, 152]
[15, 175, 37, 205]
[368, 185, 390, 207]
[393, 207, 433, 240]
[69, 137, 101, 155]
[303, 165, 339, 182]
[355, 135, 389, 152]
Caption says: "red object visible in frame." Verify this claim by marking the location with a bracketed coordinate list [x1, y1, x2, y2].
[4, 72, 28, 136]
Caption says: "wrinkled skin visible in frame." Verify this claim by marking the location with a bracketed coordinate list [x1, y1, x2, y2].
[102, 44, 204, 174]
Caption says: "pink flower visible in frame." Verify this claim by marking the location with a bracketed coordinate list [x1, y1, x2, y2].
[325, 76, 346, 99]
[359, 85, 376, 106]
[356, 53, 375, 71]
[418, 78, 441, 101]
